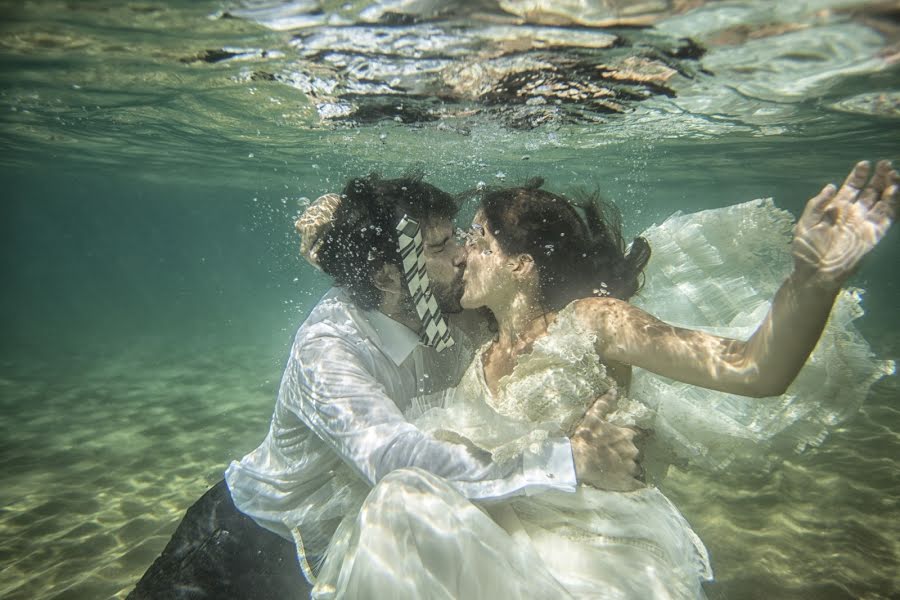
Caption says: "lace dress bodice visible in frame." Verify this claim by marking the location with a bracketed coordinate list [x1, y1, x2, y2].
[481, 305, 606, 432]
[415, 303, 653, 466]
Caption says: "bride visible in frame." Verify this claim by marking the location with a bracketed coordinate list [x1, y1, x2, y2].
[310, 161, 897, 599]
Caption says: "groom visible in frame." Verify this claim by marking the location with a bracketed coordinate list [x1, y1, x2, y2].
[129, 174, 641, 599]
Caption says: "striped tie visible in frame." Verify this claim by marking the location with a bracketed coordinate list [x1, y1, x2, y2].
[396, 215, 455, 353]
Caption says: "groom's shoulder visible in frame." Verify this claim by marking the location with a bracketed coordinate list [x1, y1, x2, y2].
[294, 287, 367, 343]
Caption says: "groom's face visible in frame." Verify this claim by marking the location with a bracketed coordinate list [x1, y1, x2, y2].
[420, 218, 467, 314]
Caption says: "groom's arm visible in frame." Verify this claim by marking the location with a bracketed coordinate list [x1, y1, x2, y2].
[286, 332, 577, 501]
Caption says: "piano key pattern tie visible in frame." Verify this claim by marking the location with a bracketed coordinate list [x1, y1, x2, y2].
[396, 215, 455, 353]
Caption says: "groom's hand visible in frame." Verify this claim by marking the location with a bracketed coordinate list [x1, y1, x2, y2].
[570, 388, 644, 492]
[296, 193, 342, 270]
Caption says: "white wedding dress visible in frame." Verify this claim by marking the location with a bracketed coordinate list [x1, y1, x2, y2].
[308, 199, 893, 599]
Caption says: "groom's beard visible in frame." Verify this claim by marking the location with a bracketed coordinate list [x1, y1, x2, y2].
[430, 269, 465, 314]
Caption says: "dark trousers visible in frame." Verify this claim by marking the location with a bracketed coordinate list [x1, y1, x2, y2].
[128, 480, 312, 600]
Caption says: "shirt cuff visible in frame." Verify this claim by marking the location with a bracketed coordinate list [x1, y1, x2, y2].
[522, 437, 577, 494]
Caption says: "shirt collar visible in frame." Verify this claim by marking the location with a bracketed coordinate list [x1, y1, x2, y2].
[362, 308, 422, 366]
[327, 287, 421, 366]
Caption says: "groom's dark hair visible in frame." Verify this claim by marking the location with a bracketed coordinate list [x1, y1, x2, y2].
[317, 172, 458, 310]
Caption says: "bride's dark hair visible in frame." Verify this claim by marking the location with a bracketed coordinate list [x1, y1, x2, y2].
[478, 178, 651, 310]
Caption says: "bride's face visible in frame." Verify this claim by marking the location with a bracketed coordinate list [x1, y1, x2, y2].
[460, 211, 518, 310]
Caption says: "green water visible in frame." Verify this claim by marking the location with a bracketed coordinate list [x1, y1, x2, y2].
[2, 1, 899, 599]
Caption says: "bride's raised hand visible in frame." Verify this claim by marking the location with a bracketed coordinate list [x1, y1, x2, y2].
[792, 160, 898, 287]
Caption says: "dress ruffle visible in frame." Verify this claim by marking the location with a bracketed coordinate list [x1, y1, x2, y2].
[631, 198, 895, 474]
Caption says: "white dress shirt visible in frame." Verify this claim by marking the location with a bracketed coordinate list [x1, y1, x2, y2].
[225, 288, 576, 580]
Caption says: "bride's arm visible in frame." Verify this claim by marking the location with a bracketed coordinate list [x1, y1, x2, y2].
[576, 160, 898, 398]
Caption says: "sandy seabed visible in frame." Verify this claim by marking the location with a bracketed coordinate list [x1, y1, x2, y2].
[0, 343, 280, 600]
[1, 331, 898, 600]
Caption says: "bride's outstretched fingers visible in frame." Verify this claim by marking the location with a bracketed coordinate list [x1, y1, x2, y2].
[792, 160, 898, 286]
[871, 164, 899, 223]
[857, 159, 894, 209]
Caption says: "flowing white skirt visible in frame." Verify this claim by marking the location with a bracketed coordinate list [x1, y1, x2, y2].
[312, 468, 711, 600]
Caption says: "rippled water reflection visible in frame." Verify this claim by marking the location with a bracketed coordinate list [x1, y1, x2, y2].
[2, 0, 897, 181]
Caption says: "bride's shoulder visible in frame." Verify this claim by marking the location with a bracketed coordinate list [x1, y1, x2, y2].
[568, 297, 651, 341]
[569, 296, 631, 323]
[565, 298, 650, 358]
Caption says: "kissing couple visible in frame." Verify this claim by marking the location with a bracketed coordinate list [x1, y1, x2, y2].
[139, 161, 899, 599]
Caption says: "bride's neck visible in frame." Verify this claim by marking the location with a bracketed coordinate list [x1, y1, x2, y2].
[491, 291, 548, 350]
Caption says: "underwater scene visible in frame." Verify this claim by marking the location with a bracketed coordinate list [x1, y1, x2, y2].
[1, 1, 899, 598]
